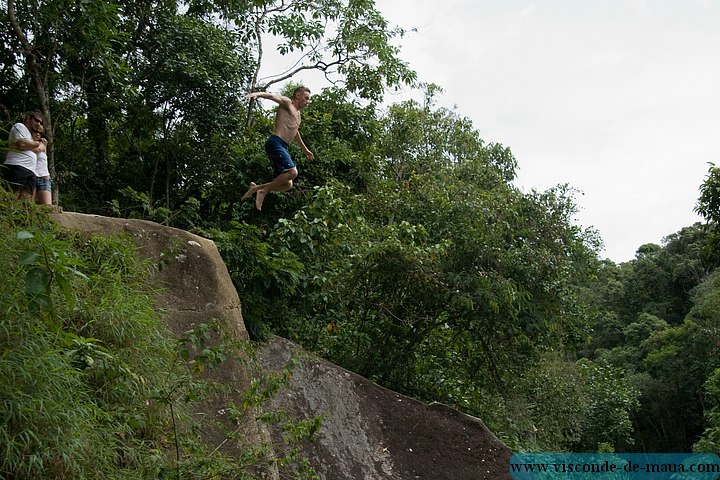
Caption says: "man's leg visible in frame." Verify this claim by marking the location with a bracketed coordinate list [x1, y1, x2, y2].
[253, 168, 298, 210]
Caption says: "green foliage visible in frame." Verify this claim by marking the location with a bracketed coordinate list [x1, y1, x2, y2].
[299, 86, 381, 192]
[223, 95, 601, 452]
[576, 360, 640, 451]
[9, 2, 719, 454]
[70, 9, 253, 216]
[634, 318, 716, 450]
[610, 227, 710, 326]
[16, 229, 89, 320]
[583, 224, 720, 452]
[623, 313, 667, 346]
[0, 192, 318, 479]
[0, 194, 176, 478]
[244, 0, 416, 100]
[695, 368, 720, 453]
[377, 87, 517, 188]
[273, 185, 452, 384]
[109, 187, 203, 229]
[696, 163, 720, 225]
[210, 221, 304, 340]
[696, 163, 720, 266]
[688, 271, 720, 453]
[500, 355, 639, 453]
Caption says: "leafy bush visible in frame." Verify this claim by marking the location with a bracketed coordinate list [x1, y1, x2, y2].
[0, 190, 318, 479]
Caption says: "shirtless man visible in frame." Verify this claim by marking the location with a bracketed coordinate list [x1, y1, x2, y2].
[242, 86, 314, 210]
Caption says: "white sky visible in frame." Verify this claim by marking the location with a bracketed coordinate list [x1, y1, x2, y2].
[261, 1, 720, 263]
[374, 0, 720, 263]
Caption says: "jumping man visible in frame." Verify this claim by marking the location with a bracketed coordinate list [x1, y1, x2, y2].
[242, 87, 314, 210]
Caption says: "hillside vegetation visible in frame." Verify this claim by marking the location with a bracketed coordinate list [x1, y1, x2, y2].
[0, 194, 320, 479]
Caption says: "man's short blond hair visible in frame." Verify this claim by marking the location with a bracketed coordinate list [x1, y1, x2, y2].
[292, 86, 311, 99]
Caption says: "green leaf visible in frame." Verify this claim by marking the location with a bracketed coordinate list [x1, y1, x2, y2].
[67, 267, 90, 281]
[18, 252, 41, 265]
[56, 275, 76, 310]
[25, 267, 50, 296]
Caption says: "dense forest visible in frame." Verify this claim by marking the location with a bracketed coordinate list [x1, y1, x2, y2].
[2, 0, 720, 475]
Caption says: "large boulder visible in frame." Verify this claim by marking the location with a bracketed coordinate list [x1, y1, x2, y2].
[51, 212, 274, 471]
[52, 212, 512, 480]
[50, 212, 245, 339]
[258, 336, 512, 480]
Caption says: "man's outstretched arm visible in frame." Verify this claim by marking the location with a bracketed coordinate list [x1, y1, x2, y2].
[244, 91, 291, 106]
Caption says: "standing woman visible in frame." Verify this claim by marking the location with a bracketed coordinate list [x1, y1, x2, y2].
[32, 125, 50, 205]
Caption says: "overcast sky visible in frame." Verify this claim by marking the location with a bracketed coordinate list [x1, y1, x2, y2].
[260, 1, 720, 263]
[370, 0, 720, 263]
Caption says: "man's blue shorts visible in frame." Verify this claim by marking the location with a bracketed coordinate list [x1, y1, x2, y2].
[265, 135, 296, 177]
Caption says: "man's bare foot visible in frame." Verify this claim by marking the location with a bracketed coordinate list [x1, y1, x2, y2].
[241, 182, 258, 200]
[255, 188, 268, 211]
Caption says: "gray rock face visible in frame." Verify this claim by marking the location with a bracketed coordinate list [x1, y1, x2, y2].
[258, 336, 512, 480]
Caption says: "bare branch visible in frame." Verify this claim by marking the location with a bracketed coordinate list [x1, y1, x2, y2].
[257, 40, 323, 83]
[261, 57, 344, 91]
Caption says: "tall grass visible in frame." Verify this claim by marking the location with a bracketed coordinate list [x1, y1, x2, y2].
[0, 189, 319, 479]
[0, 189, 179, 479]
